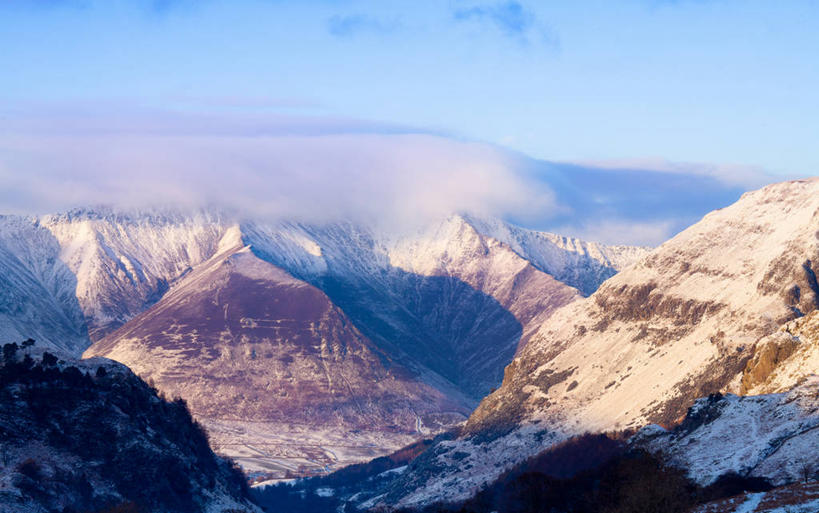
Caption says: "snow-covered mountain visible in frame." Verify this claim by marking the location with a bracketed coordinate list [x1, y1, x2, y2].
[85, 232, 473, 477]
[371, 178, 819, 509]
[39, 209, 229, 341]
[0, 209, 645, 477]
[0, 210, 228, 352]
[0, 216, 88, 354]
[243, 214, 623, 398]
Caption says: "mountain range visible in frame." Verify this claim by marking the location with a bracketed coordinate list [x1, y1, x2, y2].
[0, 210, 645, 477]
[5, 178, 819, 513]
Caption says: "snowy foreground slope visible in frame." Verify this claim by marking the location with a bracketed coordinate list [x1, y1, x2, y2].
[366, 178, 819, 509]
[629, 376, 819, 513]
[636, 376, 819, 487]
[0, 210, 645, 476]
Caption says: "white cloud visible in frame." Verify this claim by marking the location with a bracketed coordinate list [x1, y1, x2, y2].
[0, 129, 556, 231]
[0, 105, 767, 245]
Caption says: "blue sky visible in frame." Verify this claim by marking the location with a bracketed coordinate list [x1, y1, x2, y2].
[0, 0, 816, 244]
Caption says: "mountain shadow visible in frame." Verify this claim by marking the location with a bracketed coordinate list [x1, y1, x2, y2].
[316, 270, 523, 400]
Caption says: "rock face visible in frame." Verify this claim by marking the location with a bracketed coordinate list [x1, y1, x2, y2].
[374, 178, 819, 509]
[0, 348, 257, 513]
[739, 309, 819, 395]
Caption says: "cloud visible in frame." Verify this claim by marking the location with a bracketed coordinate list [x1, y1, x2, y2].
[326, 14, 401, 38]
[0, 102, 427, 137]
[454, 1, 532, 36]
[0, 105, 765, 245]
[453, 1, 556, 46]
[0, 107, 556, 232]
[509, 159, 755, 245]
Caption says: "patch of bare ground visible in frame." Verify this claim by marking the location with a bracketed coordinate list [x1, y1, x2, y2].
[696, 481, 819, 513]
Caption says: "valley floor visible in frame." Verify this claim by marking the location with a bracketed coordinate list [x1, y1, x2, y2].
[202, 418, 424, 480]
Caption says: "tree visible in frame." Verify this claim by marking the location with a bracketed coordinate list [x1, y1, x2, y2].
[21, 338, 35, 350]
[2, 342, 18, 362]
[798, 459, 814, 484]
[42, 352, 58, 367]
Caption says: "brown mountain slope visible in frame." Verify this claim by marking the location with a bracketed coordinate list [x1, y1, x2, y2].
[85, 231, 470, 477]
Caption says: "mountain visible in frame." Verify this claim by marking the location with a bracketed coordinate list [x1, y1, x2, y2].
[0, 216, 88, 354]
[39, 209, 229, 341]
[368, 178, 819, 509]
[0, 209, 646, 478]
[0, 345, 257, 513]
[82, 214, 644, 476]
[244, 214, 642, 398]
[85, 230, 472, 477]
[0, 210, 229, 352]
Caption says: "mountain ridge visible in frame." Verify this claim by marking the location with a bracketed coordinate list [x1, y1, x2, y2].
[367, 178, 819, 509]
[0, 210, 648, 477]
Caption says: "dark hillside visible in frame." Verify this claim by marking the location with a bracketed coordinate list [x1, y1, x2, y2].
[0, 343, 257, 513]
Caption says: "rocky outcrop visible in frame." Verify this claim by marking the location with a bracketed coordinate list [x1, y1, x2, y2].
[741, 310, 819, 395]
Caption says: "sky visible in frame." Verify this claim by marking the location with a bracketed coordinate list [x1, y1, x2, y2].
[1, 0, 816, 244]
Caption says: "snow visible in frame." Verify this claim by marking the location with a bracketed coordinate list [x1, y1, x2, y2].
[377, 465, 407, 478]
[639, 377, 819, 487]
[382, 178, 819, 508]
[0, 206, 648, 485]
[733, 493, 766, 513]
[0, 207, 640, 357]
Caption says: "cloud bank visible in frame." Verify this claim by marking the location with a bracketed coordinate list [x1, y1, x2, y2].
[0, 107, 556, 231]
[0, 106, 764, 245]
